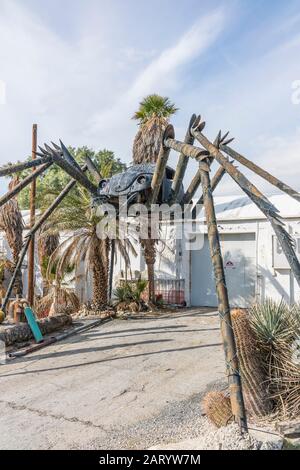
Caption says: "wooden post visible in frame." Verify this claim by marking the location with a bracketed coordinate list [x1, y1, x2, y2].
[27, 124, 37, 306]
[200, 166, 247, 432]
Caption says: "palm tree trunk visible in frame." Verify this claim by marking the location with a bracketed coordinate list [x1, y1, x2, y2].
[141, 234, 156, 303]
[91, 238, 110, 308]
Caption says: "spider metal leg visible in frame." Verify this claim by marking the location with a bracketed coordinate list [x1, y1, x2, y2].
[191, 131, 234, 218]
[0, 156, 52, 177]
[41, 144, 98, 196]
[220, 143, 300, 202]
[200, 165, 247, 431]
[1, 164, 88, 312]
[192, 118, 300, 287]
[0, 161, 52, 208]
[150, 125, 175, 204]
[85, 155, 102, 184]
[170, 114, 198, 203]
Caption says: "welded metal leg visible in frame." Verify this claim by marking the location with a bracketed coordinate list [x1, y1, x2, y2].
[0, 162, 52, 208]
[171, 114, 198, 203]
[200, 167, 247, 432]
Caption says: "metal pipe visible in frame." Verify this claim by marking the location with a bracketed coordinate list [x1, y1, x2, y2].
[171, 114, 197, 203]
[220, 144, 300, 203]
[27, 124, 37, 306]
[0, 156, 52, 177]
[8, 317, 113, 359]
[192, 125, 300, 288]
[200, 166, 247, 432]
[0, 161, 52, 208]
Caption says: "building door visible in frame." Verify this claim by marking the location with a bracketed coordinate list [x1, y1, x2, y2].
[191, 232, 256, 308]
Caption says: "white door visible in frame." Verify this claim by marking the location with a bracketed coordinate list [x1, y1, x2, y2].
[191, 233, 256, 308]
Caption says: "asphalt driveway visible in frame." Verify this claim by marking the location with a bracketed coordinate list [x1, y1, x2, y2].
[0, 308, 225, 449]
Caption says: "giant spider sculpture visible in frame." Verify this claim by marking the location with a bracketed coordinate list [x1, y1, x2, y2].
[1, 113, 299, 429]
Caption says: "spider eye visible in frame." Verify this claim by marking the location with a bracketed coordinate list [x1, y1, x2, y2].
[137, 175, 146, 184]
[99, 180, 107, 190]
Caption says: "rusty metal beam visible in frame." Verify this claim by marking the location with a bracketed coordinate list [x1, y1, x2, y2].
[200, 166, 247, 431]
[220, 144, 300, 203]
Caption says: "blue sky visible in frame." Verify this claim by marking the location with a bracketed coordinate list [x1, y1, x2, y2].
[1, 0, 300, 198]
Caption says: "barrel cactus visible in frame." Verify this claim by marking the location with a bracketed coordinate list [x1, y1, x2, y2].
[202, 391, 233, 428]
[231, 308, 273, 417]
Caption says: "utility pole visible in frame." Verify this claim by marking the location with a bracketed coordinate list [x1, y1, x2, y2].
[27, 124, 37, 306]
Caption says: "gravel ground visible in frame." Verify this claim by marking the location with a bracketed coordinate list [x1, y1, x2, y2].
[85, 380, 281, 450]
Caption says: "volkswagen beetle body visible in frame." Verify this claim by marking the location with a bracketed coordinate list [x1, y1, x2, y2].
[96, 163, 183, 208]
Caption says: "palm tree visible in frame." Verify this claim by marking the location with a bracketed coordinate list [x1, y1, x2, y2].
[45, 186, 137, 311]
[0, 177, 24, 296]
[38, 223, 60, 294]
[132, 94, 178, 301]
[132, 94, 178, 164]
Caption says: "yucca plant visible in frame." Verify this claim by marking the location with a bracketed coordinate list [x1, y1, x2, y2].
[249, 300, 300, 417]
[113, 280, 148, 312]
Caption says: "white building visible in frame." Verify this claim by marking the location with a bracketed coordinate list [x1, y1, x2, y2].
[113, 194, 300, 308]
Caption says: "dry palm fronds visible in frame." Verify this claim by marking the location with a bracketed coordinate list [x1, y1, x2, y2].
[0, 177, 24, 295]
[231, 308, 273, 417]
[202, 391, 233, 428]
[132, 116, 167, 164]
[36, 285, 80, 318]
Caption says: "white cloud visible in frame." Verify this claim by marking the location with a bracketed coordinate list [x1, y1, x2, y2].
[89, 9, 226, 134]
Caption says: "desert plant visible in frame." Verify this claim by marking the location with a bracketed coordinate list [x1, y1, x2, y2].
[202, 391, 233, 428]
[249, 300, 300, 417]
[0, 177, 24, 295]
[231, 308, 273, 417]
[36, 284, 80, 318]
[113, 280, 148, 313]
